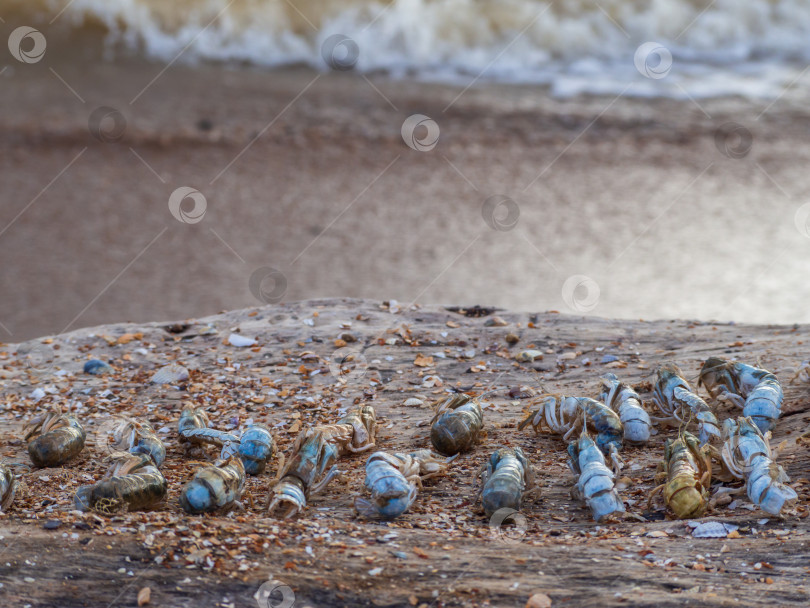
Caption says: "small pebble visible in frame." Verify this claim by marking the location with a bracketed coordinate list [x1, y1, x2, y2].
[601, 355, 619, 364]
[228, 333, 257, 347]
[484, 316, 508, 327]
[83, 359, 112, 375]
[505, 333, 519, 344]
[516, 350, 543, 362]
[42, 520, 60, 530]
[525, 593, 552, 608]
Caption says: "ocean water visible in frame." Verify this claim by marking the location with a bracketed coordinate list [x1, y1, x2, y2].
[4, 0, 810, 99]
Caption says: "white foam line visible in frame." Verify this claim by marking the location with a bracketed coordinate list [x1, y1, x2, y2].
[442, 3, 551, 113]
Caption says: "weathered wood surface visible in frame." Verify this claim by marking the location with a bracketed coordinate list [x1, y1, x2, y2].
[1, 298, 809, 607]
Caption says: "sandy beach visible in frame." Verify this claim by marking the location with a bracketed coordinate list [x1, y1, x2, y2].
[1, 299, 809, 606]
[3, 2, 810, 607]
[3, 55, 810, 341]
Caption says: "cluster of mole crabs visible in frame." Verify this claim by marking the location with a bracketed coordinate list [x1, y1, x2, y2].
[0, 356, 802, 528]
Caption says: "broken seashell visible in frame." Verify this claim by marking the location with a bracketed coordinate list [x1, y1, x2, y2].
[150, 364, 189, 384]
[689, 521, 739, 538]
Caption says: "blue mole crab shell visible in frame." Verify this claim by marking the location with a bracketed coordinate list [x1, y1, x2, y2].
[83, 359, 113, 375]
[237, 425, 275, 475]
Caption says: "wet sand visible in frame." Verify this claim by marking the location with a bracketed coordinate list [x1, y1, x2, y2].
[3, 57, 810, 340]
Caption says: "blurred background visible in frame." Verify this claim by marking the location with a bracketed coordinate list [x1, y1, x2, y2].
[1, 0, 810, 341]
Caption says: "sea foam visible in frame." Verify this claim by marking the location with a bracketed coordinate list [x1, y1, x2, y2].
[13, 0, 810, 98]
